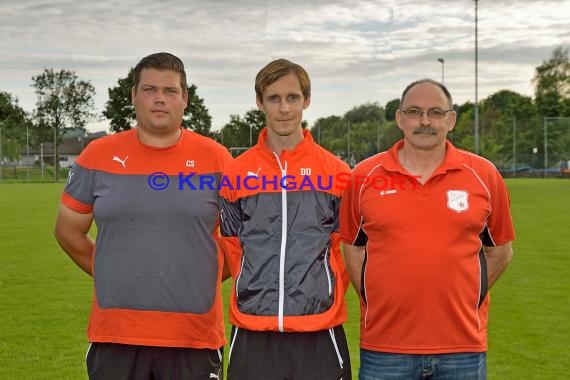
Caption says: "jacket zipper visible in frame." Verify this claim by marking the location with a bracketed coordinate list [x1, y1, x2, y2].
[273, 152, 288, 332]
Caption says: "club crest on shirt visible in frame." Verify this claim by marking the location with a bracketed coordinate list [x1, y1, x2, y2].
[446, 190, 469, 213]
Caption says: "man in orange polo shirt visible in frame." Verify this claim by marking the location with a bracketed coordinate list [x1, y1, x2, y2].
[341, 79, 514, 380]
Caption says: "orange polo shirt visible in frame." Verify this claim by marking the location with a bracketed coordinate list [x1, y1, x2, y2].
[340, 140, 515, 354]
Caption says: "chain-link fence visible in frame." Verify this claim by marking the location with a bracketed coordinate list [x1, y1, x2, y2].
[478, 116, 570, 178]
[1, 117, 569, 183]
[543, 117, 570, 178]
[0, 163, 69, 183]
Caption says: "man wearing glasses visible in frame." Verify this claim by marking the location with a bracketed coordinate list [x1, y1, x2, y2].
[340, 79, 515, 379]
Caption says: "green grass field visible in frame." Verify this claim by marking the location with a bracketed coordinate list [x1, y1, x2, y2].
[0, 179, 568, 379]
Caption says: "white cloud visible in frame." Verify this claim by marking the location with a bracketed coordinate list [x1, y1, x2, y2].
[0, 0, 569, 131]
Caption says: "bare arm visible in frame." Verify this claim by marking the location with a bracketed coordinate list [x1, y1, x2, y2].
[342, 243, 366, 295]
[484, 241, 513, 288]
[54, 203, 95, 276]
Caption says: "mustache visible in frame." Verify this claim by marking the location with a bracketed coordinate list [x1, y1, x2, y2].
[413, 126, 437, 135]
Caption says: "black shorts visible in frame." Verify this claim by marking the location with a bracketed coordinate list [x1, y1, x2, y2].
[86, 342, 223, 380]
[227, 325, 351, 380]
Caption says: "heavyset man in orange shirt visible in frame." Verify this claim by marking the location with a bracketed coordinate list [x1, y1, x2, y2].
[54, 52, 231, 379]
[341, 79, 515, 380]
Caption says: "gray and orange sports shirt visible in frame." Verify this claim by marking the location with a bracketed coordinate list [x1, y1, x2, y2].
[61, 128, 232, 349]
[340, 140, 515, 354]
[219, 128, 350, 333]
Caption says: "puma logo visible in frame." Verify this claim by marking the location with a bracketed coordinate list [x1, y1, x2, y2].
[247, 167, 261, 178]
[112, 155, 128, 168]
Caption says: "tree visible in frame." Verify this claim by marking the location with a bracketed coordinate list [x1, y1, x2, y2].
[183, 85, 213, 136]
[31, 68, 96, 182]
[209, 129, 222, 144]
[345, 103, 385, 160]
[348, 121, 381, 162]
[0, 92, 30, 161]
[311, 115, 345, 157]
[453, 91, 542, 170]
[102, 68, 135, 132]
[220, 109, 265, 153]
[344, 102, 384, 124]
[310, 104, 388, 163]
[376, 121, 402, 153]
[533, 46, 570, 117]
[384, 98, 400, 121]
[220, 115, 248, 151]
[103, 69, 213, 135]
[311, 116, 342, 144]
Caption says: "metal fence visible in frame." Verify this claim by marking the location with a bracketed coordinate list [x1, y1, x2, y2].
[0, 163, 69, 184]
[1, 117, 569, 183]
[479, 116, 570, 178]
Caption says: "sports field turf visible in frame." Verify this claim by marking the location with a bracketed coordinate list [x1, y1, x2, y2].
[0, 179, 568, 379]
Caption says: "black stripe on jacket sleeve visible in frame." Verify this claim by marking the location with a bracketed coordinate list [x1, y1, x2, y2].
[219, 196, 242, 237]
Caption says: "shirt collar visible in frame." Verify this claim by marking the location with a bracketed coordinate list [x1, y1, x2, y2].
[382, 139, 464, 174]
[256, 127, 315, 156]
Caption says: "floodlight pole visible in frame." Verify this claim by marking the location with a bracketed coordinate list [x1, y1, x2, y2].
[0, 122, 3, 184]
[26, 122, 30, 183]
[377, 122, 380, 153]
[249, 125, 253, 147]
[544, 117, 549, 178]
[347, 121, 351, 166]
[41, 143, 44, 178]
[543, 116, 568, 178]
[54, 125, 58, 183]
[437, 58, 445, 84]
[512, 115, 516, 178]
[474, 0, 479, 155]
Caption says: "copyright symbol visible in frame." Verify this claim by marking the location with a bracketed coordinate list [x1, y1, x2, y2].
[148, 172, 170, 190]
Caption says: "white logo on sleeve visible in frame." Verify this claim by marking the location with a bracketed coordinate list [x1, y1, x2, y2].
[246, 167, 261, 178]
[447, 190, 469, 213]
[112, 155, 128, 168]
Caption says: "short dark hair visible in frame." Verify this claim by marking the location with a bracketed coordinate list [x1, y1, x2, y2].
[133, 52, 187, 92]
[255, 59, 311, 101]
[400, 79, 453, 109]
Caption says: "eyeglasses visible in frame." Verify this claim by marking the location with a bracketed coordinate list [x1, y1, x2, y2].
[399, 108, 453, 120]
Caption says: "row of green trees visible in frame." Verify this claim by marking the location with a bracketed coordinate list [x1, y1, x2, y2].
[221, 47, 570, 171]
[1, 47, 569, 174]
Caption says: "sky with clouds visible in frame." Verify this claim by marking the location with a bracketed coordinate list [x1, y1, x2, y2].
[1, 0, 569, 132]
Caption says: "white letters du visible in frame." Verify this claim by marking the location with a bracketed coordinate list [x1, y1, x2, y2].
[446, 190, 469, 213]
